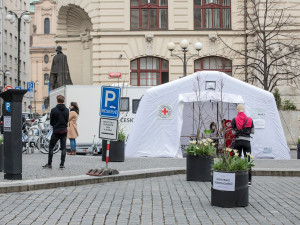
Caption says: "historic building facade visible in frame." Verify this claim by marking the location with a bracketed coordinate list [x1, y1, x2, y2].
[54, 0, 300, 105]
[29, 0, 57, 114]
[1, 0, 30, 112]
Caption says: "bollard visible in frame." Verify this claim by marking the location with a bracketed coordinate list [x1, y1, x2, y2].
[0, 89, 27, 180]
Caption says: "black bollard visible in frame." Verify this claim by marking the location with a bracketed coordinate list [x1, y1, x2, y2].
[0, 89, 27, 180]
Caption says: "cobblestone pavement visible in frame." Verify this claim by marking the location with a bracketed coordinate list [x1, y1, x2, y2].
[0, 175, 299, 225]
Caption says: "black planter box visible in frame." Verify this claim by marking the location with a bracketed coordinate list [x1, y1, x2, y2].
[186, 155, 213, 181]
[102, 140, 125, 162]
[211, 170, 248, 208]
[297, 144, 300, 159]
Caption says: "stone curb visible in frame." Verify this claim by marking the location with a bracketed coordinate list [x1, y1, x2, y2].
[0, 168, 299, 194]
[0, 168, 186, 194]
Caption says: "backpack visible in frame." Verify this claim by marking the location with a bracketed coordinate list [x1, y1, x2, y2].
[235, 117, 251, 137]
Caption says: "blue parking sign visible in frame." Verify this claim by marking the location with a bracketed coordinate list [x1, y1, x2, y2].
[27, 82, 34, 92]
[100, 86, 121, 119]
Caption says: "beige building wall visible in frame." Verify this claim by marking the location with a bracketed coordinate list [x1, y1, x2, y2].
[2, 0, 30, 112]
[30, 0, 57, 114]
[55, 0, 300, 105]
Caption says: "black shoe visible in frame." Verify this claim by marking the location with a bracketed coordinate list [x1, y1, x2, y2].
[248, 182, 252, 187]
[42, 164, 52, 169]
[59, 165, 65, 169]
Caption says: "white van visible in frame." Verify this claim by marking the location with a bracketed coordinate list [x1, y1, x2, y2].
[50, 85, 148, 153]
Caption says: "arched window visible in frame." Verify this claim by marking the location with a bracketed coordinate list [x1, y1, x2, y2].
[194, 0, 231, 29]
[44, 73, 49, 85]
[44, 55, 49, 64]
[194, 56, 232, 76]
[44, 18, 50, 34]
[130, 57, 169, 86]
[130, 0, 168, 30]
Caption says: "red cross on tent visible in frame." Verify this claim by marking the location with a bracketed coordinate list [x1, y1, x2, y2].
[161, 108, 169, 115]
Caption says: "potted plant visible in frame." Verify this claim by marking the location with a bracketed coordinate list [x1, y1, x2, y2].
[0, 135, 3, 172]
[211, 148, 254, 207]
[186, 138, 216, 181]
[102, 129, 126, 162]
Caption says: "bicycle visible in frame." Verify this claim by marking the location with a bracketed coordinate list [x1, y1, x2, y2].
[27, 125, 60, 154]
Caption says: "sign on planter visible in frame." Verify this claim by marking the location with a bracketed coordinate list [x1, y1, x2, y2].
[213, 171, 235, 191]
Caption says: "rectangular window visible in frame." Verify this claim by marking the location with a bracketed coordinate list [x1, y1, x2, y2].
[131, 0, 168, 30]
[194, 0, 231, 29]
[132, 99, 140, 114]
[120, 97, 129, 112]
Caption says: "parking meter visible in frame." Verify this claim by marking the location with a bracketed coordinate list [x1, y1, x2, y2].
[0, 89, 27, 180]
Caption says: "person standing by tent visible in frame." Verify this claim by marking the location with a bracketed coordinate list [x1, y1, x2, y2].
[231, 104, 254, 186]
[67, 102, 79, 155]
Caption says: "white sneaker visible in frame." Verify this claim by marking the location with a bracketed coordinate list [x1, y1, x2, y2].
[248, 182, 252, 187]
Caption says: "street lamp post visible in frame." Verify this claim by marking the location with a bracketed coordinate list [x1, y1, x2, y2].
[167, 39, 203, 77]
[6, 11, 31, 87]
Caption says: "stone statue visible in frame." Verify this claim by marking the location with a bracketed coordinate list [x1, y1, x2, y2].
[49, 46, 73, 91]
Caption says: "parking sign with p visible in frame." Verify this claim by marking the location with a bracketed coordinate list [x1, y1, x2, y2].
[100, 86, 121, 119]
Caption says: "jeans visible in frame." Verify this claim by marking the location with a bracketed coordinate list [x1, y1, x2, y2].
[234, 139, 252, 182]
[70, 138, 76, 150]
[48, 132, 67, 167]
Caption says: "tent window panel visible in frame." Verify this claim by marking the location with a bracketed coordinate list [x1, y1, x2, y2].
[132, 99, 140, 114]
[120, 97, 129, 112]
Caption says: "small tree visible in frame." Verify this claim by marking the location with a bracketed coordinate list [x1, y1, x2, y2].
[219, 0, 300, 92]
[273, 88, 281, 110]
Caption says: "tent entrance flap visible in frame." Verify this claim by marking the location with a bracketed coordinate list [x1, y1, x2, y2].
[179, 91, 244, 149]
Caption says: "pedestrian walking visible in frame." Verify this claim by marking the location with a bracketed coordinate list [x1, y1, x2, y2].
[231, 104, 254, 186]
[43, 95, 69, 169]
[67, 102, 79, 155]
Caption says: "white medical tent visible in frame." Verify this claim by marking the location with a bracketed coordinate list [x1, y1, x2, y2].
[125, 71, 290, 159]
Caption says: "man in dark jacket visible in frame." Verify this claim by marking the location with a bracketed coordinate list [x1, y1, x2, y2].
[43, 95, 69, 169]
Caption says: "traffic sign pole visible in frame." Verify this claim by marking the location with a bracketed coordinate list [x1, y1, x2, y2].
[105, 140, 110, 169]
